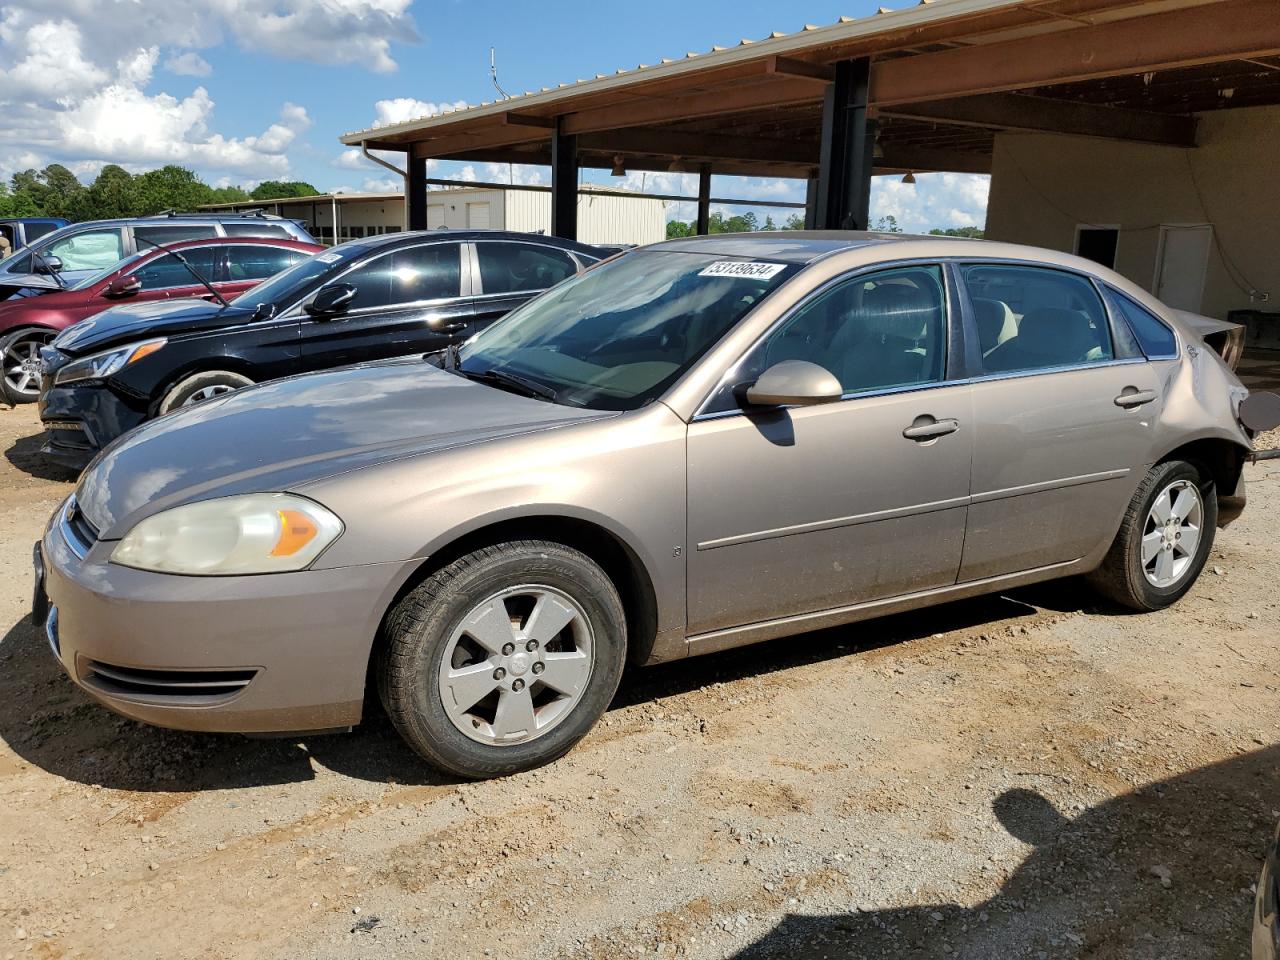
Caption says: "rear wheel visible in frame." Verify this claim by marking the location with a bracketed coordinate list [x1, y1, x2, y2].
[157, 370, 253, 414]
[1088, 459, 1216, 611]
[378, 540, 627, 779]
[0, 328, 55, 405]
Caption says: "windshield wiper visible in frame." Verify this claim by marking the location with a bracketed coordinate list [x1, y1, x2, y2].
[465, 367, 558, 402]
[133, 236, 229, 307]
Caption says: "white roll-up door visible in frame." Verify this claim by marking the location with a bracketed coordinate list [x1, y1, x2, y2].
[427, 205, 446, 230]
[466, 202, 491, 229]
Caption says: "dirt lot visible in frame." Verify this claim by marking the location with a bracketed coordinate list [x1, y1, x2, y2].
[0, 402, 1277, 960]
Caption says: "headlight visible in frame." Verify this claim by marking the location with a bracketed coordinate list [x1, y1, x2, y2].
[111, 493, 343, 575]
[54, 338, 166, 385]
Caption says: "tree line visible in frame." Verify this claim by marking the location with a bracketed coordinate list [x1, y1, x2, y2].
[0, 164, 319, 222]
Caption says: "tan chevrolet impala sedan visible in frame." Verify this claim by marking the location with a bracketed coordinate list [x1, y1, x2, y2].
[35, 233, 1276, 779]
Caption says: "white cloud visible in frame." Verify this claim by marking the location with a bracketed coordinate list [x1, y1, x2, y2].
[165, 51, 212, 76]
[362, 176, 399, 192]
[871, 172, 991, 233]
[372, 97, 469, 128]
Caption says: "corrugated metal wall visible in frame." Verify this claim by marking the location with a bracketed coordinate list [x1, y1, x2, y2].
[504, 190, 666, 246]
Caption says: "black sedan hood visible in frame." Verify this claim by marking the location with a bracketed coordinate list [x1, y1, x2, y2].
[75, 359, 608, 537]
[53, 298, 255, 355]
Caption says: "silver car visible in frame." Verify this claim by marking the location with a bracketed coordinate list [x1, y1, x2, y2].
[34, 233, 1274, 779]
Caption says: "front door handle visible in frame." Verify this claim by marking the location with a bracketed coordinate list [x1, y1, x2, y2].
[1115, 388, 1158, 408]
[903, 416, 960, 441]
[426, 316, 468, 333]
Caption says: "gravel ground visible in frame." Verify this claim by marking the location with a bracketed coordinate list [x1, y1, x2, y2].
[0, 403, 1277, 960]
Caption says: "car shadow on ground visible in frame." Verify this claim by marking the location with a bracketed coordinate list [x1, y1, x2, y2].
[3, 426, 79, 482]
[0, 578, 1104, 793]
[730, 746, 1276, 959]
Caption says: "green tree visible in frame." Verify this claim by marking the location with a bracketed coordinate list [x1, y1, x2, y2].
[781, 213, 805, 230]
[874, 215, 903, 233]
[762, 215, 777, 231]
[77, 165, 139, 220]
[928, 226, 985, 239]
[665, 219, 694, 239]
[132, 165, 214, 214]
[37, 164, 87, 217]
[250, 180, 319, 200]
[208, 185, 251, 204]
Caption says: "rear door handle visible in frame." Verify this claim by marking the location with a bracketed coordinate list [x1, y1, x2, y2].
[1114, 388, 1158, 408]
[903, 417, 960, 441]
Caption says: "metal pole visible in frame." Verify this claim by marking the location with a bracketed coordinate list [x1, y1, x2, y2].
[551, 118, 578, 241]
[816, 57, 875, 230]
[405, 155, 428, 231]
[696, 165, 712, 236]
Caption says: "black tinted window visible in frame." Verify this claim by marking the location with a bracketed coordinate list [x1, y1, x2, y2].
[134, 225, 217, 247]
[707, 265, 947, 413]
[225, 245, 302, 281]
[477, 242, 576, 295]
[223, 223, 291, 239]
[1111, 290, 1177, 358]
[962, 265, 1113, 374]
[25, 222, 58, 242]
[133, 248, 217, 289]
[342, 243, 460, 310]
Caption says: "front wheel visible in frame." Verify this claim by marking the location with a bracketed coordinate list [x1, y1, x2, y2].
[0, 328, 55, 404]
[1088, 459, 1217, 611]
[378, 540, 627, 779]
[157, 370, 253, 414]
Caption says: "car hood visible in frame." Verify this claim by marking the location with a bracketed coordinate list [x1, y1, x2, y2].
[75, 359, 608, 537]
[54, 298, 251, 355]
[0, 274, 64, 302]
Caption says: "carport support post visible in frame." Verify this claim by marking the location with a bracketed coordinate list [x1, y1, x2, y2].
[816, 57, 875, 230]
[406, 154, 428, 231]
[551, 119, 579, 241]
[696, 165, 711, 236]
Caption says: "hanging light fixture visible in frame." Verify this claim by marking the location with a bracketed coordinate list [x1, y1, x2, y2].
[611, 155, 627, 177]
[667, 156, 686, 173]
[902, 171, 917, 185]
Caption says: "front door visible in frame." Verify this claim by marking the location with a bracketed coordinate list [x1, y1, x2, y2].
[686, 264, 973, 636]
[299, 241, 472, 370]
[956, 262, 1162, 581]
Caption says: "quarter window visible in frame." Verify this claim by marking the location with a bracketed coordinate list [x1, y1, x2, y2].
[341, 243, 461, 310]
[132, 248, 217, 289]
[45, 229, 125, 272]
[476, 242, 577, 295]
[225, 245, 303, 282]
[962, 264, 1114, 374]
[1109, 289, 1177, 359]
[705, 264, 948, 414]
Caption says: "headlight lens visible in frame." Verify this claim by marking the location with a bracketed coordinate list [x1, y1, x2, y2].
[54, 338, 166, 385]
[111, 493, 343, 575]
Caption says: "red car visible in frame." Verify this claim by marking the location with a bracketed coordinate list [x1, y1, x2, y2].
[0, 237, 323, 403]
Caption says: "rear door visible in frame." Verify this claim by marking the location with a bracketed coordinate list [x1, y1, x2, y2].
[469, 240, 581, 331]
[299, 240, 471, 370]
[957, 261, 1162, 581]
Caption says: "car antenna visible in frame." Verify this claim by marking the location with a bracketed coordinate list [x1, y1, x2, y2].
[133, 236, 230, 307]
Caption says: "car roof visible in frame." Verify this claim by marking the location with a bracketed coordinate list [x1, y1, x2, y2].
[650, 230, 980, 264]
[336, 230, 613, 256]
[132, 237, 322, 252]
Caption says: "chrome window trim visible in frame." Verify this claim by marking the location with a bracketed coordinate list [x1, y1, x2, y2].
[691, 257, 955, 422]
[280, 239, 464, 319]
[471, 238, 580, 297]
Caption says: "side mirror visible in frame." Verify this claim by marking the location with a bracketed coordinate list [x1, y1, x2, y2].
[34, 254, 63, 275]
[250, 302, 277, 322]
[743, 360, 843, 408]
[104, 275, 142, 299]
[305, 283, 357, 318]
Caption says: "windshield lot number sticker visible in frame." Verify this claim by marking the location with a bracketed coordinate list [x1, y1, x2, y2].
[698, 261, 786, 280]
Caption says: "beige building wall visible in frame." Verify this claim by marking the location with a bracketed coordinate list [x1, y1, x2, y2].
[985, 104, 1280, 320]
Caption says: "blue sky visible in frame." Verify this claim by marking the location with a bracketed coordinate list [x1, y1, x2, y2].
[0, 0, 989, 232]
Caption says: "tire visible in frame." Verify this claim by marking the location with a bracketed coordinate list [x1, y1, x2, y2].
[0, 328, 56, 405]
[1088, 459, 1217, 611]
[157, 370, 253, 414]
[378, 540, 627, 779]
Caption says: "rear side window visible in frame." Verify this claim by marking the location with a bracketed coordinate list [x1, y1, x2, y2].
[133, 248, 217, 289]
[1109, 290, 1177, 359]
[134, 225, 217, 248]
[225, 245, 303, 281]
[477, 242, 577, 295]
[223, 223, 291, 239]
[961, 264, 1114, 374]
[25, 222, 58, 242]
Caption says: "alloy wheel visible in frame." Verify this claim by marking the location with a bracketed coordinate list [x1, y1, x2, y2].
[1141, 478, 1203, 588]
[437, 585, 595, 746]
[2, 334, 51, 399]
[182, 383, 238, 406]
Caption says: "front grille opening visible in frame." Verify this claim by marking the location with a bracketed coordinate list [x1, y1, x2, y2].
[68, 504, 98, 545]
[83, 660, 258, 701]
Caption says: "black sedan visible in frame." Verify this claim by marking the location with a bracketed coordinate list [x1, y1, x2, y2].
[37, 230, 614, 468]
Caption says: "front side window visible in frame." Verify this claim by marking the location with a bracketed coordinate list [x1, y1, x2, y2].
[962, 264, 1114, 374]
[477, 242, 577, 295]
[225, 245, 304, 282]
[458, 250, 799, 410]
[704, 264, 948, 414]
[1109, 289, 1177, 359]
[46, 229, 125, 271]
[339, 243, 461, 310]
[132, 248, 218, 289]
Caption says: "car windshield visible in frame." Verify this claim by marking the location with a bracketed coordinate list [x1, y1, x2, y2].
[229, 246, 353, 308]
[456, 250, 800, 410]
[72, 253, 146, 290]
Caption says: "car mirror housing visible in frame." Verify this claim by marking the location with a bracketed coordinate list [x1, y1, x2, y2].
[743, 360, 843, 408]
[104, 275, 142, 299]
[305, 283, 357, 318]
[250, 302, 277, 322]
[34, 254, 63, 275]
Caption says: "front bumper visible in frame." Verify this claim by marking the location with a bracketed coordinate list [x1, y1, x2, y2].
[40, 497, 409, 734]
[1256, 826, 1280, 960]
[38, 379, 149, 470]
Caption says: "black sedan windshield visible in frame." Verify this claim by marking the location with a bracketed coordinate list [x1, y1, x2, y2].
[457, 250, 799, 410]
